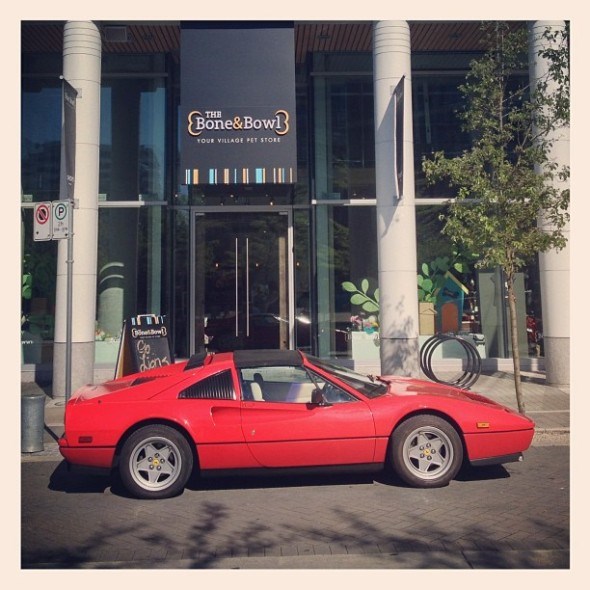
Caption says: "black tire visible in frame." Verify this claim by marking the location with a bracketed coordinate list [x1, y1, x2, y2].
[119, 425, 193, 499]
[391, 414, 463, 488]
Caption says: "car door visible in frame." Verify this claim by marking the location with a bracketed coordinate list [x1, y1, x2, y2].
[239, 365, 376, 468]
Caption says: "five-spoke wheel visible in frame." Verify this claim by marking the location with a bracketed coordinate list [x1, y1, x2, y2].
[120, 425, 193, 499]
[391, 415, 463, 488]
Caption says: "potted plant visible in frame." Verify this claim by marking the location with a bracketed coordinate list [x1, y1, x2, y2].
[342, 279, 380, 360]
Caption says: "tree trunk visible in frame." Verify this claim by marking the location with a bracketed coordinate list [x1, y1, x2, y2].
[506, 272, 526, 413]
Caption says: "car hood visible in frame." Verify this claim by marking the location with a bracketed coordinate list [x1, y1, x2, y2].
[379, 375, 502, 406]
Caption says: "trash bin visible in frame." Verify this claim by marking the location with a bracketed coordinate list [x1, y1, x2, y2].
[21, 391, 46, 453]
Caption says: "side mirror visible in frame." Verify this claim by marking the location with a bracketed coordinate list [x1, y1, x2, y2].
[311, 388, 326, 406]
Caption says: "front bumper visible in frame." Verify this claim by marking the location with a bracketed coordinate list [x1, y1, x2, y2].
[469, 452, 523, 467]
[463, 428, 534, 463]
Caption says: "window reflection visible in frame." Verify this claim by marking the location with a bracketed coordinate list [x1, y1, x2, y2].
[21, 80, 61, 202]
[99, 78, 166, 201]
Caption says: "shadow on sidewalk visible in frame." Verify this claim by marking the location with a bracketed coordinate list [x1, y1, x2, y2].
[45, 460, 513, 498]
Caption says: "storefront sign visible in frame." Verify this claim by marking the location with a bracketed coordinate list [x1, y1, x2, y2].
[180, 22, 297, 185]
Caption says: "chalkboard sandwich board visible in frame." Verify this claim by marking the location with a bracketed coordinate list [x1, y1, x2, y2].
[115, 314, 174, 378]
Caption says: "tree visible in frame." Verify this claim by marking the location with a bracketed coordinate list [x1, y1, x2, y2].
[422, 22, 569, 413]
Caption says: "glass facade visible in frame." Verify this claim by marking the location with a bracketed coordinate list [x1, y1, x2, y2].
[22, 53, 170, 366]
[94, 62, 169, 363]
[99, 77, 167, 202]
[413, 73, 470, 198]
[20, 26, 544, 375]
[21, 67, 62, 362]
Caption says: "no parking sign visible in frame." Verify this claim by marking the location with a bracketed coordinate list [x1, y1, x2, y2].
[33, 202, 52, 241]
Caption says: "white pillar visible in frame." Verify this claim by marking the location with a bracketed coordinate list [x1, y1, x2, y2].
[373, 21, 419, 376]
[528, 21, 570, 385]
[53, 21, 101, 396]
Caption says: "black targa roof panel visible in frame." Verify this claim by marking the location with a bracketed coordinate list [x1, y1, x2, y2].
[233, 349, 303, 368]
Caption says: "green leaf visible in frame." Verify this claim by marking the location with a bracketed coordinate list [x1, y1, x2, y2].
[422, 278, 434, 292]
[22, 274, 32, 300]
[421, 263, 429, 276]
[374, 288, 379, 302]
[350, 294, 366, 305]
[361, 278, 369, 294]
[362, 301, 379, 313]
[342, 281, 356, 292]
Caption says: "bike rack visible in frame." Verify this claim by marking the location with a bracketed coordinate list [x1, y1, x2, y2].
[419, 334, 482, 389]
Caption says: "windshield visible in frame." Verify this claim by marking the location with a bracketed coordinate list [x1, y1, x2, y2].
[307, 356, 389, 399]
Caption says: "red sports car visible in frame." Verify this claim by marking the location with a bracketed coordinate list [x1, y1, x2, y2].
[58, 350, 535, 499]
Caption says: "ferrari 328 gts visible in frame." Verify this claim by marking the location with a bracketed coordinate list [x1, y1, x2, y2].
[58, 350, 535, 499]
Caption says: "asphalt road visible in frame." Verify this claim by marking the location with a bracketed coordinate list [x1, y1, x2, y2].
[21, 445, 569, 569]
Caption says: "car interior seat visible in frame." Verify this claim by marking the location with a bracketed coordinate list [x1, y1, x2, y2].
[251, 372, 265, 401]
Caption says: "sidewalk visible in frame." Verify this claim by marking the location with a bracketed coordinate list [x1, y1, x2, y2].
[21, 367, 570, 462]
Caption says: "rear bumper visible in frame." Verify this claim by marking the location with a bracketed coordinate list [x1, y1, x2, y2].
[58, 436, 116, 469]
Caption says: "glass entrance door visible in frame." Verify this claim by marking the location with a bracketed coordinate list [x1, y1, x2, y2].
[192, 209, 293, 353]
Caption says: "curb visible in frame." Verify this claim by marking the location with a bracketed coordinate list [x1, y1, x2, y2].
[23, 548, 570, 569]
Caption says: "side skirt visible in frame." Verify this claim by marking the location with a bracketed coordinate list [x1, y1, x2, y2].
[200, 463, 384, 479]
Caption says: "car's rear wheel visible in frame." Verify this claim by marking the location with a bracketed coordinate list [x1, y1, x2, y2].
[119, 425, 193, 499]
[391, 415, 463, 488]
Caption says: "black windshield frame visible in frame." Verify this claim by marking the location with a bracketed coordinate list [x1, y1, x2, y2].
[306, 356, 388, 399]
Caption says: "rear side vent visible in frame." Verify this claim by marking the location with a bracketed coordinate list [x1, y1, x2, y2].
[132, 376, 171, 386]
[179, 370, 235, 400]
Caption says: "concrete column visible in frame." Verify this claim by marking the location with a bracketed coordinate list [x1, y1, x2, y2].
[53, 21, 101, 397]
[528, 21, 570, 385]
[373, 21, 419, 376]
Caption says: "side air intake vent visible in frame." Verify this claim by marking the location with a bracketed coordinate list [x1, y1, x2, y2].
[132, 376, 171, 386]
[179, 370, 235, 400]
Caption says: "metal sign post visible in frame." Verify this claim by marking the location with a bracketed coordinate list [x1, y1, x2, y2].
[32, 199, 74, 399]
[65, 202, 74, 401]
[51, 201, 74, 401]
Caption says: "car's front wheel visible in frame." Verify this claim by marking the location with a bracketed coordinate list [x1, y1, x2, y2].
[119, 425, 193, 499]
[391, 415, 463, 488]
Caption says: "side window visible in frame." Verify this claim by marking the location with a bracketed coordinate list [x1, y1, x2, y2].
[239, 366, 356, 404]
[310, 371, 357, 404]
[179, 370, 236, 400]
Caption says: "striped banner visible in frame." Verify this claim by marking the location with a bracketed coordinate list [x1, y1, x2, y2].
[185, 167, 294, 185]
